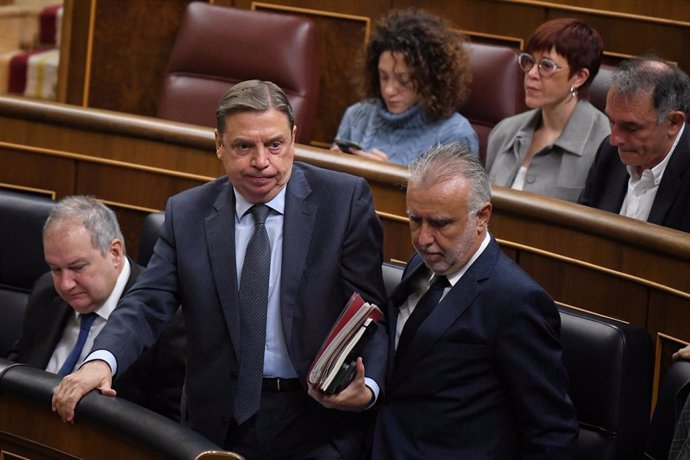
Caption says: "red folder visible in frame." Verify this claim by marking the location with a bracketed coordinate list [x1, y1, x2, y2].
[308, 292, 382, 393]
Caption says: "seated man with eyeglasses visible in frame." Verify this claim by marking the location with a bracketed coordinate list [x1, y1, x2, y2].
[485, 18, 610, 203]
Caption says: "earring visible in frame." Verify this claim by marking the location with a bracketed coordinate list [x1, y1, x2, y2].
[569, 85, 577, 98]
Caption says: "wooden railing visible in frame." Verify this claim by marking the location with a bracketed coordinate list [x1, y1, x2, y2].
[0, 359, 241, 459]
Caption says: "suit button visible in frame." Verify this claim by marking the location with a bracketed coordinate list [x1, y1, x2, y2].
[222, 416, 229, 424]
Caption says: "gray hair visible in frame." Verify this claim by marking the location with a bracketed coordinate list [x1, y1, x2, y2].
[610, 57, 690, 122]
[408, 143, 491, 214]
[43, 196, 125, 256]
[215, 80, 295, 136]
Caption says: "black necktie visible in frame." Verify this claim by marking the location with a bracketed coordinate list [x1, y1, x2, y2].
[58, 312, 97, 377]
[233, 204, 271, 424]
[396, 275, 449, 362]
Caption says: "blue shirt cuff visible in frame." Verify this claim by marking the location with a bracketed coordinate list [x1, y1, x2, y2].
[364, 377, 380, 410]
[83, 350, 118, 375]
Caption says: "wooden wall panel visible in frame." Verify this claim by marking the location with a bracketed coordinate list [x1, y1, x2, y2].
[380, 217, 413, 265]
[87, 0, 189, 115]
[397, 0, 546, 44]
[59, 0, 92, 105]
[75, 163, 203, 210]
[409, 0, 690, 72]
[0, 99, 223, 178]
[237, 0, 391, 18]
[518, 251, 649, 327]
[649, 292, 690, 343]
[488, 191, 690, 294]
[63, 0, 189, 114]
[0, 147, 75, 198]
[547, 11, 690, 71]
[515, 0, 690, 22]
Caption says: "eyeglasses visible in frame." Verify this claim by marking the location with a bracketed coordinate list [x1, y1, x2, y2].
[518, 53, 566, 78]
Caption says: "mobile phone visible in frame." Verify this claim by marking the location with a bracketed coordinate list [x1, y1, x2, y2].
[334, 138, 363, 154]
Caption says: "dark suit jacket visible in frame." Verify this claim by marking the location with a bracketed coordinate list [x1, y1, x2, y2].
[578, 126, 690, 232]
[91, 163, 388, 455]
[7, 259, 187, 421]
[372, 237, 578, 460]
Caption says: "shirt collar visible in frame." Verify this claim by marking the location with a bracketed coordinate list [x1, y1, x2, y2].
[233, 186, 286, 222]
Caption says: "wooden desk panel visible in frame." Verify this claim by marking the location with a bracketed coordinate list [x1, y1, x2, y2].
[0, 395, 163, 460]
[0, 147, 76, 198]
[0, 360, 239, 460]
[519, 251, 650, 328]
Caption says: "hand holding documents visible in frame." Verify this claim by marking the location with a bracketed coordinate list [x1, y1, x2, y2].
[308, 293, 383, 394]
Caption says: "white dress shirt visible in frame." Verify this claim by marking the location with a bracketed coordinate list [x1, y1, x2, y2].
[620, 124, 684, 221]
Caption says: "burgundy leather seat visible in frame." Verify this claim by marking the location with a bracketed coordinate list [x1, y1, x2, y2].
[157, 3, 320, 144]
[588, 63, 616, 114]
[462, 42, 527, 164]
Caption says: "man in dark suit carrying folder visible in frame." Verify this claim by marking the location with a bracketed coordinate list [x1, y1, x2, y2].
[371, 143, 578, 459]
[52, 80, 388, 459]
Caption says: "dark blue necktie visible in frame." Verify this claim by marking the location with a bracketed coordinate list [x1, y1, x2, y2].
[233, 204, 271, 424]
[58, 312, 97, 377]
[395, 275, 449, 363]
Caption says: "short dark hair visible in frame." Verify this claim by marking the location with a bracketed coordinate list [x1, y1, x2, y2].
[362, 8, 471, 120]
[215, 80, 295, 135]
[610, 57, 690, 122]
[44, 195, 125, 256]
[408, 143, 491, 214]
[526, 18, 603, 97]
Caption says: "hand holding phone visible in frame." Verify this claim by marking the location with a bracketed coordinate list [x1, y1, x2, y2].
[334, 138, 363, 154]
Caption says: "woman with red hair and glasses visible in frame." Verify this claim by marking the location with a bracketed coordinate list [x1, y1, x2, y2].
[486, 18, 610, 202]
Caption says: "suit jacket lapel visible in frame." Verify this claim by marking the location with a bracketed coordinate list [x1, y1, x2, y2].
[205, 183, 241, 358]
[392, 238, 499, 385]
[32, 297, 72, 369]
[649, 125, 690, 225]
[608, 164, 630, 213]
[386, 257, 423, 382]
[280, 167, 316, 346]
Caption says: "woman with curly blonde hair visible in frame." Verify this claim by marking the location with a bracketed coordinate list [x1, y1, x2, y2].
[333, 8, 478, 165]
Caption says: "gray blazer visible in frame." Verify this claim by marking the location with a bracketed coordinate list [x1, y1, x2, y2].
[486, 99, 610, 202]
